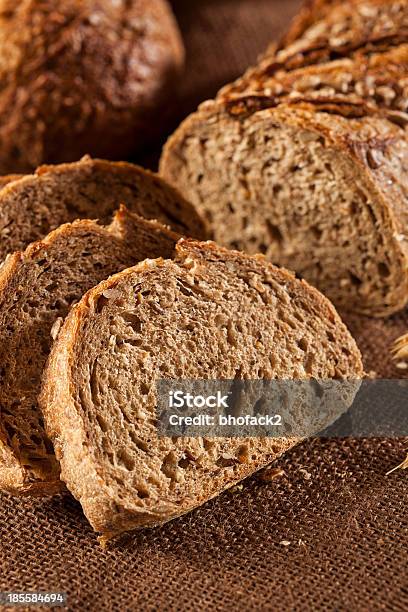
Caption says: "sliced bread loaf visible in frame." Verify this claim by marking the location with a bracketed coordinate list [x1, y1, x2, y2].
[160, 0, 408, 317]
[0, 207, 178, 495]
[161, 98, 408, 316]
[39, 240, 363, 539]
[0, 156, 206, 262]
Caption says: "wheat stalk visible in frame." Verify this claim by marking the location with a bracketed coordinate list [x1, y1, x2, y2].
[387, 455, 408, 475]
[388, 333, 408, 472]
[391, 332, 408, 361]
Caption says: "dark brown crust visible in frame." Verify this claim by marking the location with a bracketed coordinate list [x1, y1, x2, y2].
[279, 0, 342, 47]
[221, 0, 408, 100]
[222, 44, 408, 121]
[273, 0, 408, 68]
[0, 0, 184, 173]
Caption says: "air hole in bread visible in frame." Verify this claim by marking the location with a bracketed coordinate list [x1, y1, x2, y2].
[117, 449, 135, 472]
[140, 382, 150, 396]
[349, 273, 362, 287]
[177, 280, 194, 297]
[297, 337, 308, 352]
[95, 295, 110, 313]
[121, 312, 142, 333]
[178, 456, 191, 469]
[378, 262, 390, 278]
[161, 452, 178, 480]
[237, 445, 250, 464]
[266, 219, 283, 243]
[203, 439, 215, 452]
[129, 433, 149, 454]
[216, 455, 240, 468]
[136, 486, 149, 500]
[311, 225, 322, 241]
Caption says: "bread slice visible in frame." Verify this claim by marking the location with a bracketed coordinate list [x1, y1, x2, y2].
[161, 96, 408, 317]
[0, 156, 206, 262]
[39, 240, 363, 539]
[160, 26, 408, 318]
[0, 207, 178, 495]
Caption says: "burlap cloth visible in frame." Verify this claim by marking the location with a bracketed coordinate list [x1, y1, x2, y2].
[1, 2, 407, 610]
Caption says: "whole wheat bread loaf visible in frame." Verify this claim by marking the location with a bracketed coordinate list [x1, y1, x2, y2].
[0, 207, 178, 495]
[222, 0, 408, 101]
[0, 0, 184, 173]
[0, 156, 206, 262]
[40, 240, 363, 539]
[222, 44, 408, 117]
[160, 0, 408, 316]
[252, 0, 408, 75]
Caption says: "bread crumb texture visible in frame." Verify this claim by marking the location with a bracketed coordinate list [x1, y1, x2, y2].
[40, 239, 363, 538]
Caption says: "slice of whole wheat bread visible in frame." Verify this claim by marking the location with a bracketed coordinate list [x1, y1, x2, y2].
[0, 156, 206, 262]
[160, 97, 408, 316]
[161, 0, 408, 319]
[0, 207, 178, 495]
[39, 240, 363, 539]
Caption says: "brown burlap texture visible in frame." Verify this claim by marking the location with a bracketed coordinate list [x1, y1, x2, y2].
[1, 2, 407, 610]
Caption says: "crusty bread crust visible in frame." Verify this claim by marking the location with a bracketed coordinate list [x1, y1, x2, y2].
[265, 0, 408, 69]
[0, 174, 24, 188]
[220, 0, 408, 100]
[0, 0, 184, 172]
[40, 239, 363, 539]
[221, 44, 408, 118]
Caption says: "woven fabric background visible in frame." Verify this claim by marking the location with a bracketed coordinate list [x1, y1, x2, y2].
[1, 1, 407, 610]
